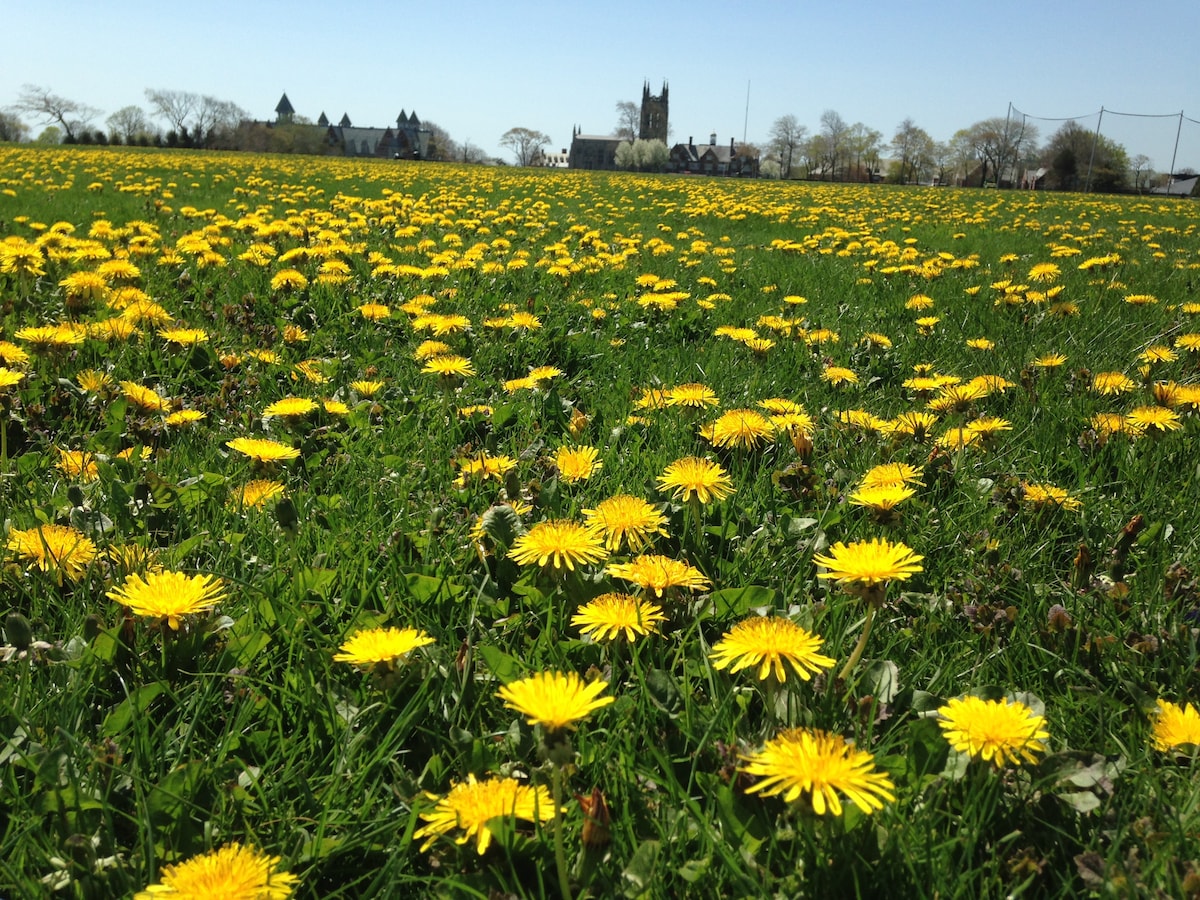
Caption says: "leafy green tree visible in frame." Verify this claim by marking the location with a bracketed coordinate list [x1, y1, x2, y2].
[0, 111, 29, 142]
[1041, 121, 1128, 192]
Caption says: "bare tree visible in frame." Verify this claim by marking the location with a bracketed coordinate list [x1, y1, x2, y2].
[614, 101, 639, 142]
[768, 114, 807, 180]
[460, 141, 488, 164]
[846, 122, 882, 182]
[194, 96, 246, 147]
[500, 127, 551, 166]
[106, 106, 151, 143]
[418, 121, 457, 161]
[819, 109, 848, 180]
[145, 89, 197, 137]
[963, 116, 1038, 188]
[891, 118, 934, 184]
[14, 84, 98, 142]
[1129, 154, 1153, 194]
[931, 141, 955, 185]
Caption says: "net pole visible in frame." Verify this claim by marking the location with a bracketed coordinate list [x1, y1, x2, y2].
[1084, 107, 1104, 192]
[1167, 111, 1183, 193]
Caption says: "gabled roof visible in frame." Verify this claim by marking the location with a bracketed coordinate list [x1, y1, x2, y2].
[275, 93, 295, 116]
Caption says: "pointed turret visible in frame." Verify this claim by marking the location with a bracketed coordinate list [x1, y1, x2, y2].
[275, 92, 295, 123]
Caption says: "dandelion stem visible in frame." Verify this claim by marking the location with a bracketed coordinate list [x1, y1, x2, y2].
[838, 603, 876, 683]
[551, 763, 573, 900]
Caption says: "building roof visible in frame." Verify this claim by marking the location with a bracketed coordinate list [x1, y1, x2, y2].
[275, 93, 295, 116]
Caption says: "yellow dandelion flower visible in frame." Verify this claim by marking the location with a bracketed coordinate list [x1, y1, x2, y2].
[666, 382, 720, 409]
[414, 775, 558, 855]
[225, 437, 300, 463]
[508, 520, 608, 571]
[814, 538, 923, 593]
[120, 381, 169, 412]
[107, 570, 228, 630]
[1027, 262, 1060, 282]
[849, 483, 916, 512]
[606, 554, 711, 597]
[334, 626, 435, 667]
[157, 327, 209, 346]
[937, 695, 1049, 768]
[1150, 700, 1200, 752]
[6, 523, 97, 582]
[15, 324, 86, 348]
[571, 592, 666, 642]
[0, 367, 25, 391]
[133, 843, 297, 900]
[657, 456, 735, 504]
[413, 340, 452, 360]
[710, 617, 835, 682]
[1032, 352, 1067, 369]
[1091, 372, 1136, 396]
[456, 452, 515, 486]
[1126, 405, 1182, 434]
[351, 379, 384, 397]
[421, 355, 474, 378]
[822, 365, 859, 387]
[705, 408, 775, 450]
[554, 445, 602, 483]
[1022, 482, 1083, 512]
[270, 269, 308, 292]
[358, 302, 391, 320]
[57, 449, 99, 482]
[165, 409, 206, 427]
[497, 670, 614, 732]
[740, 728, 895, 816]
[262, 397, 318, 419]
[231, 479, 285, 510]
[581, 495, 669, 552]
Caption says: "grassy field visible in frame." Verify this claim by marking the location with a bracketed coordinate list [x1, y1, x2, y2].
[1, 145, 1199, 898]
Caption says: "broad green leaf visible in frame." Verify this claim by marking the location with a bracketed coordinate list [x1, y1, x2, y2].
[710, 585, 778, 618]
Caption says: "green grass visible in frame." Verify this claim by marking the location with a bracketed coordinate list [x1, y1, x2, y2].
[1, 145, 1200, 898]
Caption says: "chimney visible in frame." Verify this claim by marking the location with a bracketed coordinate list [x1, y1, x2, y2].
[730, 137, 735, 153]
[709, 132, 717, 146]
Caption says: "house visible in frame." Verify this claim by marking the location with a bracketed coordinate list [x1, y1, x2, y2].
[668, 134, 759, 177]
[536, 148, 571, 168]
[1151, 174, 1199, 196]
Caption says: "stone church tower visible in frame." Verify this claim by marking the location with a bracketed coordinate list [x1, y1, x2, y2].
[639, 81, 668, 142]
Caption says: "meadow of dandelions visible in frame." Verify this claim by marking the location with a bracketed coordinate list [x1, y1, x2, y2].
[1, 144, 1200, 897]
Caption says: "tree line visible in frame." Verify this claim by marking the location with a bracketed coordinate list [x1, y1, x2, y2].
[0, 84, 485, 163]
[766, 109, 1171, 193]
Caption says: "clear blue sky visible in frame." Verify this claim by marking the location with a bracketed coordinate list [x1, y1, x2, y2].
[4, 0, 1198, 171]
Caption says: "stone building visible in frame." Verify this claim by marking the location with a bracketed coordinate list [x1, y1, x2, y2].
[249, 93, 431, 158]
[569, 81, 668, 170]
